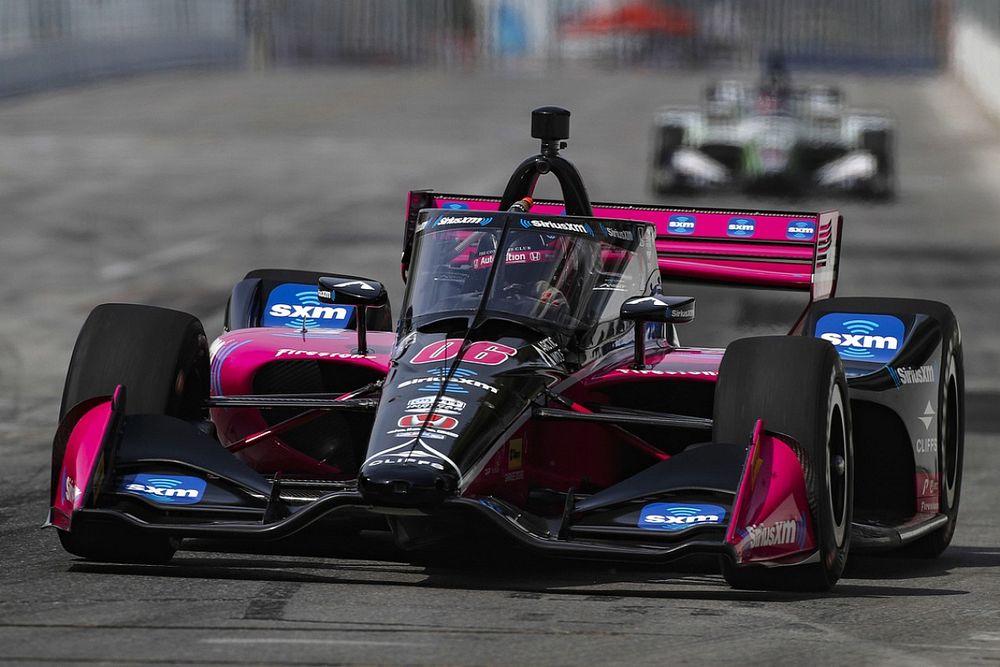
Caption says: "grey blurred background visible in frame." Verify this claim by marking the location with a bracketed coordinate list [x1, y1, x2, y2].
[3, 4, 1000, 664]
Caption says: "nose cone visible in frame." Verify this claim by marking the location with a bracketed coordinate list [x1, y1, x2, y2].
[359, 454, 459, 508]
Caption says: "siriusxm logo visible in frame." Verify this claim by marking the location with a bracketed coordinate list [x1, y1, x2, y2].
[637, 503, 726, 532]
[119, 474, 206, 505]
[262, 283, 353, 330]
[435, 215, 492, 227]
[601, 224, 635, 242]
[398, 368, 499, 395]
[667, 214, 696, 235]
[742, 513, 806, 550]
[816, 313, 905, 363]
[520, 218, 593, 235]
[727, 217, 756, 237]
[787, 220, 816, 240]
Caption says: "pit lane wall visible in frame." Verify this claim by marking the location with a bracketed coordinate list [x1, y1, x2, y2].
[952, 1, 1000, 120]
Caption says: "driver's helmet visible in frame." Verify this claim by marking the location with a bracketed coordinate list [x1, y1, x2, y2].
[495, 232, 558, 297]
[757, 52, 791, 112]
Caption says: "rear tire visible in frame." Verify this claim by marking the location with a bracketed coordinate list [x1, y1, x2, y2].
[56, 303, 208, 563]
[714, 336, 853, 591]
[860, 129, 895, 200]
[650, 125, 685, 195]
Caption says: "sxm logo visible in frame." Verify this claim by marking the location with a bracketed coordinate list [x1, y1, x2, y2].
[786, 219, 816, 240]
[727, 217, 756, 237]
[119, 474, 207, 505]
[638, 502, 726, 532]
[262, 283, 354, 330]
[815, 313, 906, 363]
[667, 214, 696, 235]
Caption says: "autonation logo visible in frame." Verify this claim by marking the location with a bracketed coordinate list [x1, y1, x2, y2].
[637, 502, 726, 532]
[815, 313, 906, 363]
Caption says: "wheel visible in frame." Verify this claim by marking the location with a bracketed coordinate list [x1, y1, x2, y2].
[58, 523, 180, 565]
[860, 129, 895, 200]
[650, 125, 685, 195]
[901, 314, 964, 557]
[56, 303, 209, 563]
[714, 336, 853, 591]
[60, 303, 209, 420]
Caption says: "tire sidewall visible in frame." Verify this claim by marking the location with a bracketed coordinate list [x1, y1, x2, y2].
[815, 364, 853, 580]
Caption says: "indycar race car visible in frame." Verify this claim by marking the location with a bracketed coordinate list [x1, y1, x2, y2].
[48, 107, 961, 591]
[650, 57, 895, 198]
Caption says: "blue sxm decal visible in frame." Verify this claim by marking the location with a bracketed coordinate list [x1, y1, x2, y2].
[119, 474, 207, 505]
[262, 282, 354, 330]
[637, 502, 726, 531]
[815, 313, 906, 364]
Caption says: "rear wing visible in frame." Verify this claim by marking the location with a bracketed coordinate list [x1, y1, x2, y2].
[403, 191, 842, 301]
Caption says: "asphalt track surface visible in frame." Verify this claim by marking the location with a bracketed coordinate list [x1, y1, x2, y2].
[1, 68, 1000, 666]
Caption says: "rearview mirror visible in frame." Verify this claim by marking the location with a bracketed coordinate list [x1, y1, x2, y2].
[317, 276, 388, 355]
[317, 277, 388, 307]
[621, 294, 695, 369]
[620, 294, 695, 324]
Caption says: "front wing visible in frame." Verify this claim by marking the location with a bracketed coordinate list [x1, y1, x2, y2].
[49, 386, 819, 569]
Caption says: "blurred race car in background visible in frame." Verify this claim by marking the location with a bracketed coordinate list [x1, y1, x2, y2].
[650, 56, 895, 198]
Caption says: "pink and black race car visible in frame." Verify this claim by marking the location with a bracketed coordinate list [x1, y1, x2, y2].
[48, 107, 963, 591]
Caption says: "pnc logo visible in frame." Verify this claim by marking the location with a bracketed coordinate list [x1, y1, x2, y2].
[816, 313, 905, 364]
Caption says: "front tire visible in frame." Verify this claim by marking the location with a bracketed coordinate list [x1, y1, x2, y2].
[56, 303, 209, 563]
[714, 336, 853, 591]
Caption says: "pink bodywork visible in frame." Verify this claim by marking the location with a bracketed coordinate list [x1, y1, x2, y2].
[726, 420, 816, 564]
[50, 392, 118, 530]
[587, 347, 724, 387]
[209, 328, 393, 476]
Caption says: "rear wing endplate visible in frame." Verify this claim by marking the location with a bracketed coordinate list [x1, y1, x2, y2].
[403, 191, 841, 301]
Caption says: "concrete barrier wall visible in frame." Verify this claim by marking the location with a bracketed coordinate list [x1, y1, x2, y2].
[953, 13, 1000, 120]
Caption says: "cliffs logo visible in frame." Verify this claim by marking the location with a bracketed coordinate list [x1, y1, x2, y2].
[727, 217, 756, 237]
[815, 313, 906, 364]
[667, 214, 696, 235]
[262, 283, 353, 330]
[637, 502, 726, 532]
[119, 474, 206, 505]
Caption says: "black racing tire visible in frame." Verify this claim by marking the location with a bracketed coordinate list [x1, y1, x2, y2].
[57, 522, 180, 565]
[56, 303, 209, 563]
[650, 125, 685, 195]
[901, 313, 964, 557]
[60, 303, 209, 420]
[714, 336, 853, 592]
[860, 129, 895, 200]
